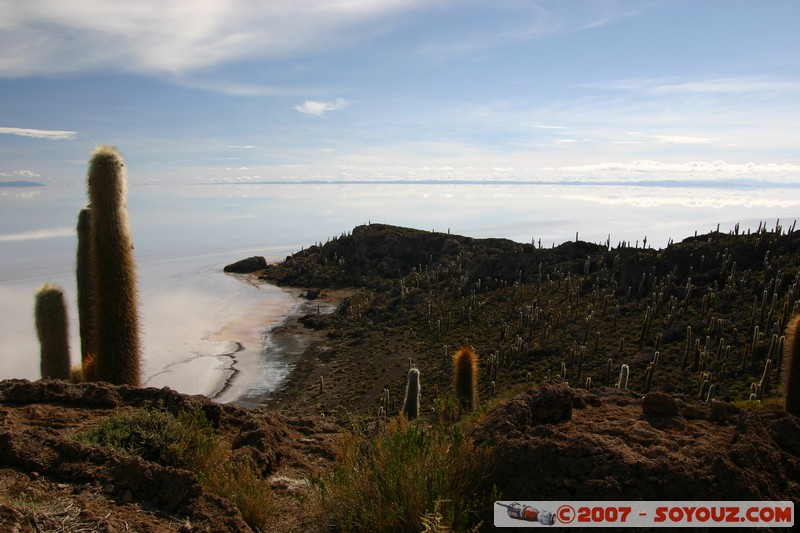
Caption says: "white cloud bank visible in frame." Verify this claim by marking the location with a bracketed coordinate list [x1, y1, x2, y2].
[294, 99, 350, 117]
[13, 169, 41, 177]
[0, 126, 77, 140]
[196, 158, 800, 186]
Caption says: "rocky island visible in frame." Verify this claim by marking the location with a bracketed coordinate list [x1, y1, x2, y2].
[1, 222, 799, 531]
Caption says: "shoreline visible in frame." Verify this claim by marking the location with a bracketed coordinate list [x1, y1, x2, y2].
[204, 340, 244, 401]
[140, 271, 298, 398]
[205, 284, 306, 405]
[212, 281, 350, 407]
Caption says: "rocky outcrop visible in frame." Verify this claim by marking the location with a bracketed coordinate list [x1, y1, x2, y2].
[257, 223, 607, 288]
[223, 255, 267, 273]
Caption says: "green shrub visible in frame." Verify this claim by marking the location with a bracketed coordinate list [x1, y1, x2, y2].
[200, 451, 274, 531]
[732, 397, 783, 411]
[76, 407, 214, 467]
[314, 416, 490, 532]
[76, 407, 272, 530]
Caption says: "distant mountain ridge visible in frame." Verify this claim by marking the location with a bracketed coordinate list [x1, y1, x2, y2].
[0, 180, 44, 187]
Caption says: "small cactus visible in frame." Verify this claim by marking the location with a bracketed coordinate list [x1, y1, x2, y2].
[706, 383, 716, 402]
[643, 362, 654, 393]
[35, 283, 71, 380]
[617, 364, 629, 390]
[699, 372, 711, 401]
[758, 358, 773, 399]
[402, 367, 421, 420]
[453, 346, 478, 411]
[381, 388, 390, 409]
[783, 314, 800, 416]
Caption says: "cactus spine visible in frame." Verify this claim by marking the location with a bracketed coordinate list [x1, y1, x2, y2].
[35, 283, 71, 380]
[87, 146, 141, 386]
[453, 346, 478, 411]
[784, 314, 800, 416]
[76, 207, 95, 381]
[402, 367, 421, 420]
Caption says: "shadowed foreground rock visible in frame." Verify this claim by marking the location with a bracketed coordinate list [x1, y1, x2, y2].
[471, 384, 800, 525]
[0, 379, 338, 532]
[2, 379, 799, 531]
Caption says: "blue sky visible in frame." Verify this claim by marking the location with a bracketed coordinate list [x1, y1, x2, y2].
[1, 0, 799, 186]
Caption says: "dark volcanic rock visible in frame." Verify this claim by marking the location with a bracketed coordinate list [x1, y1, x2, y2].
[223, 255, 266, 273]
[305, 288, 321, 300]
[642, 391, 680, 418]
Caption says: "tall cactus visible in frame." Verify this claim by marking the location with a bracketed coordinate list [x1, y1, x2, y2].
[784, 314, 800, 416]
[453, 346, 478, 411]
[76, 207, 95, 381]
[87, 146, 141, 386]
[35, 283, 71, 380]
[402, 367, 421, 420]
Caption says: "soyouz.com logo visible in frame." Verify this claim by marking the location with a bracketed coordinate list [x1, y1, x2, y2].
[494, 501, 794, 528]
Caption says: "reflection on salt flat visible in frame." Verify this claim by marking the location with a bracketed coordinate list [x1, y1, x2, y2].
[557, 186, 800, 209]
[138, 269, 298, 398]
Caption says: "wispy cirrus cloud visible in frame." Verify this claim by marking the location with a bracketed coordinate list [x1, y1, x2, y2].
[416, 0, 646, 58]
[585, 76, 800, 97]
[294, 99, 350, 117]
[653, 135, 716, 145]
[611, 132, 716, 145]
[0, 126, 77, 140]
[174, 78, 285, 97]
[650, 77, 800, 96]
[0, 0, 432, 78]
[0, 227, 73, 242]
